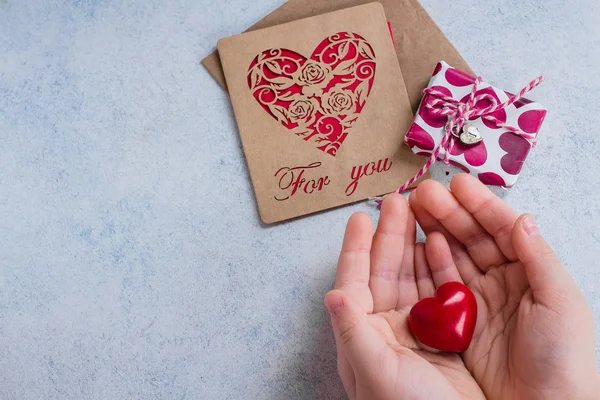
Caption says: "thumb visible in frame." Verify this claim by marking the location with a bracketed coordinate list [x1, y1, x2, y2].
[324, 289, 387, 371]
[512, 214, 575, 305]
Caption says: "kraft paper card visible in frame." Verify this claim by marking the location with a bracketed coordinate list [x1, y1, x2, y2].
[218, 3, 424, 223]
[204, 0, 472, 112]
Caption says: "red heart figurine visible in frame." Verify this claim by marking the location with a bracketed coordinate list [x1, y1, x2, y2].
[408, 281, 477, 353]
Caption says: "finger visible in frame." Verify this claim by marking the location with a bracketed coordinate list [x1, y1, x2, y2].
[409, 189, 481, 285]
[414, 243, 435, 298]
[335, 213, 374, 313]
[512, 214, 576, 307]
[336, 342, 356, 398]
[325, 290, 387, 373]
[370, 194, 410, 312]
[425, 232, 464, 287]
[397, 206, 419, 309]
[326, 297, 356, 398]
[414, 180, 508, 270]
[451, 174, 519, 261]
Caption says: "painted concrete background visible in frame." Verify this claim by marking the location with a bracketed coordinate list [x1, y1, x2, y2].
[0, 0, 598, 398]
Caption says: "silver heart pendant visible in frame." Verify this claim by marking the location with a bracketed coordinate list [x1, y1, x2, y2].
[459, 124, 483, 145]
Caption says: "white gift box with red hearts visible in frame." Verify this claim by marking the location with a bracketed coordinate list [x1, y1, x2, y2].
[404, 61, 547, 187]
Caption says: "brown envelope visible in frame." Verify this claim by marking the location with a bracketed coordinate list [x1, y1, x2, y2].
[218, 3, 424, 223]
[203, 0, 472, 112]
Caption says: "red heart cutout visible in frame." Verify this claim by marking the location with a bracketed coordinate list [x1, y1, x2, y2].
[247, 32, 376, 156]
[409, 281, 477, 353]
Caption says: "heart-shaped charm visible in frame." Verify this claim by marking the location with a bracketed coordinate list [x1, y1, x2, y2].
[247, 32, 376, 156]
[408, 281, 477, 353]
[459, 124, 483, 146]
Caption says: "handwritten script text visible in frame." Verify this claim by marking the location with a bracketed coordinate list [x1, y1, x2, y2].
[345, 158, 392, 196]
[274, 162, 330, 201]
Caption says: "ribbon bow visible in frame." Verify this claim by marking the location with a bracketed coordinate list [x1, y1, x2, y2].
[373, 74, 544, 207]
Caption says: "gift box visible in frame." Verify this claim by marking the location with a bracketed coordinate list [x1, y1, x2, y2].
[404, 61, 547, 187]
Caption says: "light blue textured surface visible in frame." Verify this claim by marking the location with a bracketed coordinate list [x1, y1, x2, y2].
[0, 0, 598, 398]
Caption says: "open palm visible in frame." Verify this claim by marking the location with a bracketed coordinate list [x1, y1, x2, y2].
[326, 174, 599, 400]
[408, 175, 598, 400]
[325, 190, 484, 399]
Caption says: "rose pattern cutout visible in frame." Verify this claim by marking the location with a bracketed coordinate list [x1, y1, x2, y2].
[321, 86, 355, 115]
[247, 32, 376, 156]
[296, 60, 332, 87]
[288, 98, 319, 127]
[404, 61, 546, 187]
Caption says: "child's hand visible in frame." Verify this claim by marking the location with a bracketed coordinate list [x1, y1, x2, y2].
[325, 174, 599, 400]
[408, 174, 599, 399]
[325, 193, 486, 400]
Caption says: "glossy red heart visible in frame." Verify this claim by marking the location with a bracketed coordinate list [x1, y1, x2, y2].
[408, 281, 477, 353]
